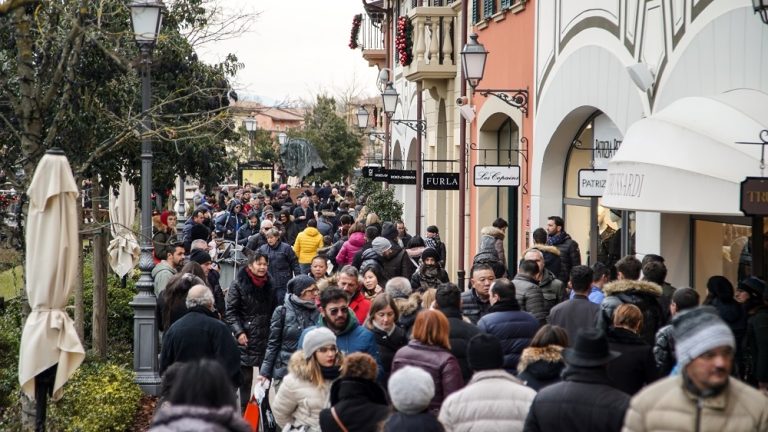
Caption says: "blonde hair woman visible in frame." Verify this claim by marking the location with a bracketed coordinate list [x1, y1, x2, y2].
[272, 327, 343, 432]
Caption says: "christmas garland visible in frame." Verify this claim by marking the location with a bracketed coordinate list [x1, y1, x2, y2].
[349, 14, 362, 49]
[396, 16, 413, 66]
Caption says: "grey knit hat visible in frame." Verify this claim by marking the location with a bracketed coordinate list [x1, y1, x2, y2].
[388, 366, 434, 414]
[371, 237, 392, 255]
[302, 327, 337, 360]
[287, 275, 316, 295]
[673, 306, 735, 368]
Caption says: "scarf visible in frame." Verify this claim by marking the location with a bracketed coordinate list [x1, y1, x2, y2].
[546, 231, 568, 246]
[245, 266, 267, 288]
[321, 365, 341, 381]
[372, 320, 396, 336]
[488, 298, 521, 313]
[290, 294, 317, 309]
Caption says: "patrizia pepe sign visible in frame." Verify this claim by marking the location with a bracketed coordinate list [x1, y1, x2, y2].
[474, 165, 521, 187]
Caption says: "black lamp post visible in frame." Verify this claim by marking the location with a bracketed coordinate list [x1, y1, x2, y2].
[244, 117, 257, 161]
[755, 0, 768, 24]
[128, 0, 164, 395]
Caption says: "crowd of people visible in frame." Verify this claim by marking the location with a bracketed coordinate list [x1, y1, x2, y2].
[147, 181, 768, 432]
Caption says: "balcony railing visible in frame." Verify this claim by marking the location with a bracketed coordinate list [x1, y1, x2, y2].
[359, 14, 386, 68]
[403, 6, 457, 82]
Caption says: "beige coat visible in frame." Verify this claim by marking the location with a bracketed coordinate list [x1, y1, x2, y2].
[438, 369, 536, 432]
[622, 375, 768, 432]
[272, 351, 334, 432]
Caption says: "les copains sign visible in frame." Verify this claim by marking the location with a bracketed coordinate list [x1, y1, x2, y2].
[474, 165, 521, 187]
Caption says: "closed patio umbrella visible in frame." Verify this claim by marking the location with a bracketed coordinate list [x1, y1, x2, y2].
[108, 176, 140, 278]
[18, 149, 85, 429]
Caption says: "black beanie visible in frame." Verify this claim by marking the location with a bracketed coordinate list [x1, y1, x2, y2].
[381, 222, 398, 241]
[421, 247, 440, 263]
[467, 333, 504, 371]
[189, 249, 212, 265]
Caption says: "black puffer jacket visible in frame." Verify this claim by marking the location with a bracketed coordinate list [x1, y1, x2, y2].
[257, 241, 300, 304]
[477, 300, 540, 372]
[516, 345, 565, 391]
[319, 377, 390, 432]
[380, 244, 416, 282]
[606, 327, 658, 395]
[225, 267, 276, 367]
[547, 231, 581, 283]
[441, 306, 483, 382]
[260, 294, 319, 380]
[369, 324, 408, 381]
[597, 279, 664, 345]
[524, 366, 630, 432]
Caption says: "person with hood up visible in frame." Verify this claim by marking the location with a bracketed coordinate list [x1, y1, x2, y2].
[224, 252, 277, 411]
[294, 219, 325, 274]
[517, 325, 568, 391]
[476, 225, 507, 278]
[272, 327, 343, 432]
[596, 255, 664, 345]
[215, 199, 246, 242]
[386, 277, 421, 335]
[380, 222, 417, 282]
[259, 275, 321, 389]
[319, 353, 390, 432]
[335, 222, 366, 267]
[411, 247, 450, 292]
[257, 227, 301, 306]
[383, 366, 445, 432]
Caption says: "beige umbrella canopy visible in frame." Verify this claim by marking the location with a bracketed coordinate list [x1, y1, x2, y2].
[19, 149, 85, 401]
[108, 177, 140, 278]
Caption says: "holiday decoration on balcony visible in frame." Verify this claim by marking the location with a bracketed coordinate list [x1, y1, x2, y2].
[396, 16, 413, 66]
[349, 14, 362, 49]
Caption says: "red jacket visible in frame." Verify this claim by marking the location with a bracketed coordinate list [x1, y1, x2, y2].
[349, 291, 371, 324]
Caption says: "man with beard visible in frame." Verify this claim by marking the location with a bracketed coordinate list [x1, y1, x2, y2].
[257, 227, 300, 305]
[624, 306, 768, 431]
[153, 241, 185, 297]
[545, 216, 581, 284]
[225, 252, 276, 411]
[410, 247, 449, 292]
[298, 287, 383, 380]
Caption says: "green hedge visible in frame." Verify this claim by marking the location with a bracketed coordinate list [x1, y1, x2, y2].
[48, 362, 142, 432]
[0, 297, 22, 408]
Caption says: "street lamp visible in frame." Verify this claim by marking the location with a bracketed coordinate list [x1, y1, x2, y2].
[755, 0, 768, 24]
[356, 106, 370, 129]
[244, 117, 256, 160]
[461, 33, 488, 90]
[381, 82, 399, 118]
[128, 0, 164, 396]
[277, 132, 288, 146]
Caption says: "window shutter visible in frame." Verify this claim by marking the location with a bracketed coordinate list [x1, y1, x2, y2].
[501, 0, 512, 9]
[483, 0, 495, 19]
[471, 0, 479, 23]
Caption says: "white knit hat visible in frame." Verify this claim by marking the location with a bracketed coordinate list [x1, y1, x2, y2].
[673, 306, 735, 368]
[388, 366, 434, 414]
[302, 327, 337, 360]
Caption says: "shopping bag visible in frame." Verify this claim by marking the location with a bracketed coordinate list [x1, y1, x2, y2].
[259, 394, 277, 432]
[243, 398, 260, 432]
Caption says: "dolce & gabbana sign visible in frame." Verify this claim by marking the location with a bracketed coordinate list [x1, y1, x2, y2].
[474, 165, 521, 187]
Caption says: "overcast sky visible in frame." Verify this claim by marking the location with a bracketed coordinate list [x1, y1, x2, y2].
[197, 0, 380, 105]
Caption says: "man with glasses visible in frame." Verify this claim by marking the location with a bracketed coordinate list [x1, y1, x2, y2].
[299, 287, 383, 380]
[245, 219, 272, 252]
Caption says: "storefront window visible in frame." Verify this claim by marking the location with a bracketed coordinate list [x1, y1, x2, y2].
[693, 219, 753, 295]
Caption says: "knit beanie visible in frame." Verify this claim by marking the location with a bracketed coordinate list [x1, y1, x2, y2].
[302, 327, 337, 360]
[388, 366, 434, 414]
[287, 275, 316, 295]
[673, 306, 735, 369]
[188, 249, 212, 265]
[371, 237, 392, 255]
[467, 333, 504, 371]
[381, 222, 398, 242]
[421, 247, 440, 263]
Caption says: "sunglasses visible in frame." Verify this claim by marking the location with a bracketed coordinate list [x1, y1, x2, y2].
[317, 346, 338, 354]
[327, 307, 348, 316]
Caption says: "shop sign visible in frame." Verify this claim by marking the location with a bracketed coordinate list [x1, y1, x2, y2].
[578, 169, 608, 197]
[740, 177, 768, 216]
[593, 114, 623, 169]
[362, 165, 384, 180]
[372, 169, 389, 182]
[423, 172, 459, 190]
[474, 165, 521, 187]
[387, 169, 417, 185]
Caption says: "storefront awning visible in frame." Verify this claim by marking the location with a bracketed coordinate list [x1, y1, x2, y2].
[602, 89, 768, 216]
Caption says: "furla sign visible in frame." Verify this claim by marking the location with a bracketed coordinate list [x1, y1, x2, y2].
[423, 173, 459, 190]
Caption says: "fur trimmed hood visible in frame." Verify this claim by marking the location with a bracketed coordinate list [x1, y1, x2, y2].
[481, 226, 505, 240]
[516, 345, 564, 373]
[603, 279, 662, 297]
[532, 243, 560, 256]
[287, 350, 341, 382]
[395, 292, 421, 316]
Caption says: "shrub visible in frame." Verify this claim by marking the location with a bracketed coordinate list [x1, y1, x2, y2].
[365, 187, 404, 223]
[48, 362, 142, 432]
[0, 298, 22, 408]
[353, 176, 379, 202]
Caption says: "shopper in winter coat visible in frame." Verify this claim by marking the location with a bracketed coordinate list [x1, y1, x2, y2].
[386, 277, 421, 335]
[272, 328, 342, 432]
[532, 228, 562, 283]
[405, 235, 427, 269]
[623, 306, 768, 432]
[524, 328, 629, 432]
[215, 199, 246, 241]
[391, 310, 464, 415]
[379, 239, 416, 283]
[259, 275, 321, 386]
[605, 304, 658, 395]
[257, 227, 300, 305]
[360, 261, 387, 300]
[548, 265, 600, 343]
[478, 278, 540, 372]
[364, 293, 408, 381]
[512, 260, 549, 324]
[545, 216, 581, 284]
[704, 275, 746, 349]
[475, 226, 507, 278]
[318, 353, 390, 432]
[383, 366, 445, 432]
[596, 255, 664, 345]
[224, 252, 277, 410]
[491, 218, 509, 267]
[293, 219, 325, 273]
[653, 287, 700, 376]
[335, 222, 366, 267]
[411, 247, 450, 292]
[461, 264, 495, 324]
[236, 212, 260, 247]
[434, 283, 483, 382]
[150, 359, 249, 432]
[516, 325, 568, 391]
[737, 277, 768, 387]
[152, 210, 178, 263]
[439, 333, 536, 432]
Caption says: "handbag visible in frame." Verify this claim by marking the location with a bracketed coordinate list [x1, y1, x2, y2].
[243, 397, 260, 432]
[331, 407, 349, 432]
